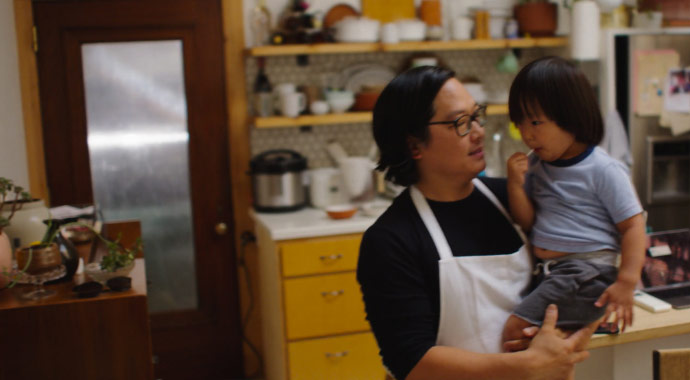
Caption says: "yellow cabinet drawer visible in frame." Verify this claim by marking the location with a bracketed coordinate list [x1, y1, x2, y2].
[284, 272, 369, 340]
[288, 332, 385, 380]
[280, 235, 362, 277]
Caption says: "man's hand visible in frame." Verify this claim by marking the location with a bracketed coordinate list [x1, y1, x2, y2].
[524, 304, 600, 380]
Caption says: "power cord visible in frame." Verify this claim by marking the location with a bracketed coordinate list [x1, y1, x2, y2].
[238, 230, 263, 379]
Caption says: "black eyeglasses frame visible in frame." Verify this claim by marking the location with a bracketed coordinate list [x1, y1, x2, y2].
[428, 104, 488, 137]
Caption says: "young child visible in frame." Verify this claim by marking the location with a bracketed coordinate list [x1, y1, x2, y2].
[502, 56, 646, 346]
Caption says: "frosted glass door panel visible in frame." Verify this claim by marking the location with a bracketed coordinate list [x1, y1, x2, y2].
[82, 40, 197, 313]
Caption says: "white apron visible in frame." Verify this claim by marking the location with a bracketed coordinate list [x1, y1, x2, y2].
[410, 178, 532, 353]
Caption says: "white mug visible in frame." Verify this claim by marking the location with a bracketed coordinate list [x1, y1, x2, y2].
[274, 83, 297, 112]
[280, 92, 306, 117]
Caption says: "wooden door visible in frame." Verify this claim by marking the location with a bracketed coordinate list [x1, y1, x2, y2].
[32, 1, 243, 378]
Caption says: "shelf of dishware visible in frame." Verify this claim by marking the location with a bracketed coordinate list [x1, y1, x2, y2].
[252, 104, 509, 129]
[247, 37, 568, 56]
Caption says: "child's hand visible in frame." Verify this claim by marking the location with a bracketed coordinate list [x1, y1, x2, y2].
[594, 280, 636, 331]
[507, 152, 529, 187]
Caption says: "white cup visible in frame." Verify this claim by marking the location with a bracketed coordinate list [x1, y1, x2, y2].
[452, 17, 473, 40]
[280, 92, 306, 117]
[381, 23, 399, 43]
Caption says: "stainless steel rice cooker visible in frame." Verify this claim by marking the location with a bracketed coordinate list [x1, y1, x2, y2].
[250, 149, 308, 212]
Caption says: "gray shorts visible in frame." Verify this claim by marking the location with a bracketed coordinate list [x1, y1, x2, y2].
[513, 251, 619, 329]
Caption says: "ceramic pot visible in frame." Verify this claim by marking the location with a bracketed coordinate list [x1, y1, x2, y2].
[514, 2, 557, 37]
[0, 230, 12, 288]
[1, 199, 50, 249]
[15, 243, 61, 275]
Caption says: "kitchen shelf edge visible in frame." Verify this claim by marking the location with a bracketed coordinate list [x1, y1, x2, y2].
[253, 104, 509, 128]
[247, 38, 568, 56]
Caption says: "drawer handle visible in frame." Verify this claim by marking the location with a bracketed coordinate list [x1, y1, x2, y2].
[321, 290, 344, 297]
[319, 254, 343, 261]
[325, 350, 349, 358]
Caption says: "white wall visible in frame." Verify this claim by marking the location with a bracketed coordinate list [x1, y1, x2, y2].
[0, 0, 29, 190]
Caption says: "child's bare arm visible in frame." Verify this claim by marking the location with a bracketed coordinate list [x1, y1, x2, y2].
[507, 152, 535, 233]
[595, 213, 646, 331]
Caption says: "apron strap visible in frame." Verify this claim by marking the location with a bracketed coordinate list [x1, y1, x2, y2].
[472, 178, 528, 244]
[410, 186, 454, 260]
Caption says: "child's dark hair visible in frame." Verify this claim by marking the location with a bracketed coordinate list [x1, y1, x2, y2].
[509, 56, 603, 145]
[372, 65, 455, 186]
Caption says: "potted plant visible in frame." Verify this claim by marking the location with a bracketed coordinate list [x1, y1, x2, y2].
[514, 0, 558, 37]
[82, 226, 142, 283]
[0, 177, 31, 288]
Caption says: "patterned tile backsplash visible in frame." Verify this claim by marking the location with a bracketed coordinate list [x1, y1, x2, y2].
[247, 46, 599, 176]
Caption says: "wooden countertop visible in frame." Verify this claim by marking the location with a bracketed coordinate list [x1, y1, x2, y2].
[589, 305, 690, 349]
[0, 258, 146, 310]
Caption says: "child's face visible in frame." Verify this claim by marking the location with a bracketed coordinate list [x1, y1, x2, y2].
[516, 108, 585, 162]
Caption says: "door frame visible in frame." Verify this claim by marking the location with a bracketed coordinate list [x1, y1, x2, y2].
[13, 0, 259, 374]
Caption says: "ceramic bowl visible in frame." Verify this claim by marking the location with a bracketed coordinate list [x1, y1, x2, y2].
[325, 204, 358, 220]
[85, 261, 134, 284]
[326, 90, 355, 113]
[334, 17, 380, 42]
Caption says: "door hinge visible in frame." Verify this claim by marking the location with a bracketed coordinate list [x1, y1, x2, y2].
[32, 26, 38, 53]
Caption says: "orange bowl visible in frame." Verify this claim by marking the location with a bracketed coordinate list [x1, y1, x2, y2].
[326, 204, 358, 220]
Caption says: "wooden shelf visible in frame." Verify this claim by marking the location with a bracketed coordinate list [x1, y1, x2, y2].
[253, 104, 509, 129]
[253, 112, 373, 128]
[247, 38, 568, 57]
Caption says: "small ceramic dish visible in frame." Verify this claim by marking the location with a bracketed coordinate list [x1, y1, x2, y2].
[325, 204, 358, 220]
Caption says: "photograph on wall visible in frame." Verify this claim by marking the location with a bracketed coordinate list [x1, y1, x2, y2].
[664, 67, 690, 113]
[642, 229, 690, 289]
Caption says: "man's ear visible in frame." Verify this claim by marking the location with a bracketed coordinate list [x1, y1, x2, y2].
[407, 136, 423, 159]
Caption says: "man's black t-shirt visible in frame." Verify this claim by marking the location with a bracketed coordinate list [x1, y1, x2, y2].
[356, 177, 523, 380]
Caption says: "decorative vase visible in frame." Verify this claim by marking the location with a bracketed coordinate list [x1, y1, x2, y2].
[514, 2, 558, 37]
[1, 199, 50, 249]
[0, 230, 12, 288]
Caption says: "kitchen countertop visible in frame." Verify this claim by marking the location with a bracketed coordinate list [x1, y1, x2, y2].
[250, 201, 391, 241]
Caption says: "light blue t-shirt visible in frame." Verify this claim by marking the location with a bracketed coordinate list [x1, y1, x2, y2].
[526, 146, 643, 253]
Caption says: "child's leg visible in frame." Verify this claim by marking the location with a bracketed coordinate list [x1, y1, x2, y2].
[501, 314, 535, 352]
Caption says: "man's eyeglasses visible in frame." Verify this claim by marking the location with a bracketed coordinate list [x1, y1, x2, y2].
[428, 105, 488, 137]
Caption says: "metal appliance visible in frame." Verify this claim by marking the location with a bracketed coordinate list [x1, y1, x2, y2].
[250, 149, 308, 212]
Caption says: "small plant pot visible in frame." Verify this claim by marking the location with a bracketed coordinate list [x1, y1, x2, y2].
[514, 2, 557, 37]
[15, 243, 62, 275]
[84, 260, 134, 284]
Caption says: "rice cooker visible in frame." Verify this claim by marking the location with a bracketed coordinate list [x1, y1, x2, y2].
[250, 149, 308, 212]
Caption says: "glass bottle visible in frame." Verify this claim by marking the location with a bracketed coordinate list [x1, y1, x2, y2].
[253, 57, 273, 117]
[251, 0, 271, 47]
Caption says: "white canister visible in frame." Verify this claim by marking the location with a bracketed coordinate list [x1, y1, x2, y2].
[570, 0, 600, 61]
[1, 199, 50, 248]
[340, 157, 377, 203]
[452, 17, 473, 40]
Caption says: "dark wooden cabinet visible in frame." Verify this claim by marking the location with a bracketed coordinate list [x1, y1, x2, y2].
[0, 259, 153, 380]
